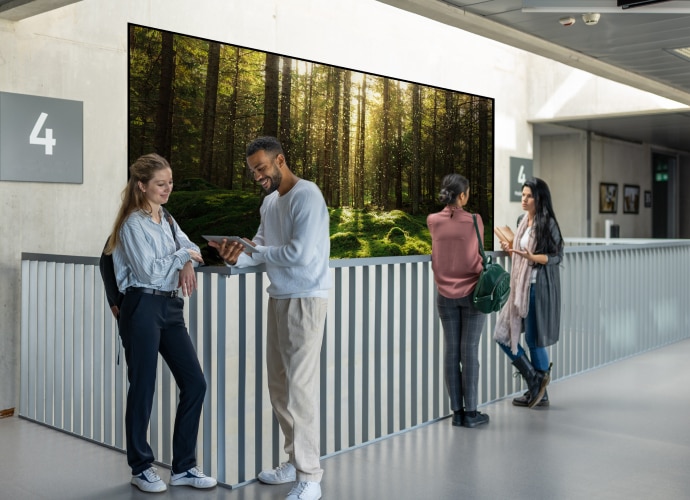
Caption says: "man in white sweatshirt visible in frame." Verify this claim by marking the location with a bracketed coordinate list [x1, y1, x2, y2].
[210, 136, 330, 500]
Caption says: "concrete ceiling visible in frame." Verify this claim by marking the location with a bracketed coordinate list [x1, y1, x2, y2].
[378, 0, 690, 153]
[0, 0, 82, 21]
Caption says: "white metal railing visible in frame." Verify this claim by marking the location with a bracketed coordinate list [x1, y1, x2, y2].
[19, 241, 690, 487]
[564, 237, 688, 246]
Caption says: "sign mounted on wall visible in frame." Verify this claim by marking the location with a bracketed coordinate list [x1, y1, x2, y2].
[509, 157, 533, 202]
[0, 92, 83, 183]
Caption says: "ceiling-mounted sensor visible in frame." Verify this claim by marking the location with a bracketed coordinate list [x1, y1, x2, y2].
[582, 12, 601, 25]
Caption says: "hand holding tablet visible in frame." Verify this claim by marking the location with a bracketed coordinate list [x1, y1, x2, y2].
[202, 235, 260, 253]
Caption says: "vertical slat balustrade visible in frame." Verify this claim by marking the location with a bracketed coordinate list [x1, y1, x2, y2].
[20, 241, 690, 487]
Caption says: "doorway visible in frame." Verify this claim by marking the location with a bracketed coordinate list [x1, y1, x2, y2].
[651, 152, 678, 238]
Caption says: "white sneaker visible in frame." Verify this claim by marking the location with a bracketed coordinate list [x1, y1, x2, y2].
[257, 461, 296, 484]
[287, 481, 321, 500]
[131, 466, 167, 493]
[170, 466, 217, 488]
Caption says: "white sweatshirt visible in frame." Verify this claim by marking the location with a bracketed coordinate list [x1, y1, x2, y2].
[235, 179, 331, 299]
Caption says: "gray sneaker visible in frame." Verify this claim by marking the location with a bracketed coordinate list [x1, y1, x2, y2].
[131, 466, 167, 493]
[170, 466, 217, 489]
[287, 481, 322, 500]
[257, 462, 296, 485]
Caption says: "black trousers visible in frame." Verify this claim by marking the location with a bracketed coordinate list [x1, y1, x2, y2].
[118, 291, 206, 475]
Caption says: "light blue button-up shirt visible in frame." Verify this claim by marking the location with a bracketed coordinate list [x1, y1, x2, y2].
[113, 208, 199, 293]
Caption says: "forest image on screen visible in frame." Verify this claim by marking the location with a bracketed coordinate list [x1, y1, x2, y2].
[128, 25, 494, 259]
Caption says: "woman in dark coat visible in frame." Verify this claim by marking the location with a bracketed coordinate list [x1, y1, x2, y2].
[494, 177, 563, 408]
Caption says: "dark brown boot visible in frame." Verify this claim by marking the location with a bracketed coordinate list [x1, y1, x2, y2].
[513, 389, 549, 407]
[511, 355, 549, 408]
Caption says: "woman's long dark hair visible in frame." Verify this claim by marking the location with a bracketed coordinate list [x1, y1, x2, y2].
[524, 177, 563, 255]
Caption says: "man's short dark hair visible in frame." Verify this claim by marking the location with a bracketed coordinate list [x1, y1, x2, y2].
[246, 136, 284, 158]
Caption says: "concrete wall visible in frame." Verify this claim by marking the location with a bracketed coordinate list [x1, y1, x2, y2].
[538, 132, 690, 239]
[536, 131, 588, 237]
[590, 136, 651, 238]
[0, 0, 686, 411]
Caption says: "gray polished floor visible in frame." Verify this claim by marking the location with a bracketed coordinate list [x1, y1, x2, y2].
[2, 338, 690, 500]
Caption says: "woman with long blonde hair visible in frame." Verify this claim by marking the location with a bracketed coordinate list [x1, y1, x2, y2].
[107, 153, 216, 493]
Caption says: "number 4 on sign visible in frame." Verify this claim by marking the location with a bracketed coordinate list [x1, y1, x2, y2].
[29, 112, 56, 155]
[517, 165, 526, 184]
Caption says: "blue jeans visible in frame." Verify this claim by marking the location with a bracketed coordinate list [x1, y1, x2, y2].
[498, 285, 550, 371]
[436, 293, 487, 412]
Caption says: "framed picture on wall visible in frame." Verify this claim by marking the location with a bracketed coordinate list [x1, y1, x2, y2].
[644, 190, 652, 208]
[623, 184, 640, 214]
[599, 183, 618, 213]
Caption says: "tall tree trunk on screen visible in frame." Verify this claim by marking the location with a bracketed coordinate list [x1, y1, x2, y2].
[381, 79, 391, 210]
[411, 84, 421, 215]
[321, 68, 333, 203]
[154, 31, 175, 160]
[341, 70, 351, 207]
[200, 41, 220, 182]
[355, 75, 367, 209]
[279, 57, 293, 161]
[443, 92, 455, 176]
[225, 46, 241, 189]
[263, 53, 280, 137]
[395, 82, 403, 209]
[301, 64, 315, 179]
[478, 98, 490, 224]
[465, 97, 475, 184]
[429, 90, 439, 205]
[330, 68, 341, 206]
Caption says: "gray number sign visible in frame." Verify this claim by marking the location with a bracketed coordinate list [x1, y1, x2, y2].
[0, 92, 83, 183]
[509, 157, 532, 202]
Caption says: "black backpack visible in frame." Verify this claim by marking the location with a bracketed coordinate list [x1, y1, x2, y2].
[99, 244, 124, 310]
[99, 208, 177, 312]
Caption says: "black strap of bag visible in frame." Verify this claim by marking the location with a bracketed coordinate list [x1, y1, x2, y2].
[472, 214, 489, 269]
[161, 207, 180, 250]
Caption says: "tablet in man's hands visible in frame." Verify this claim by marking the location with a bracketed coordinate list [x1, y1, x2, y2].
[202, 235, 260, 253]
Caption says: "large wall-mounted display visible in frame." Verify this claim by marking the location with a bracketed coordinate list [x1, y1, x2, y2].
[128, 25, 494, 256]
